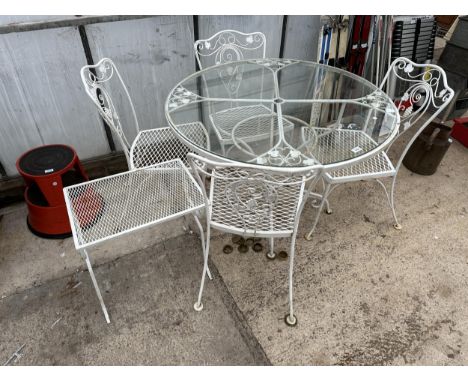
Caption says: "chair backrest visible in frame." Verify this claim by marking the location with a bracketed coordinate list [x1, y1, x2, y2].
[188, 153, 322, 236]
[194, 30, 267, 70]
[194, 30, 266, 100]
[379, 57, 454, 170]
[80, 58, 139, 167]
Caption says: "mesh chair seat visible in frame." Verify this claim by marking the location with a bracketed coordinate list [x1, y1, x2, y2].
[309, 128, 396, 181]
[130, 122, 208, 168]
[326, 152, 395, 182]
[311, 128, 379, 164]
[209, 104, 294, 143]
[64, 159, 204, 250]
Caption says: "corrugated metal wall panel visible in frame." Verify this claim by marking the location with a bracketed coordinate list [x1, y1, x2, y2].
[0, 26, 108, 176]
[0, 15, 322, 179]
[283, 16, 322, 61]
[85, 16, 198, 145]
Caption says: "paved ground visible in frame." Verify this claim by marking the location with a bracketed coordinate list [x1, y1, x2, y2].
[0, 139, 467, 365]
[210, 139, 468, 365]
[0, 234, 265, 365]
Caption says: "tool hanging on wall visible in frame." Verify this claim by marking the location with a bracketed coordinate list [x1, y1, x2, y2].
[311, 17, 335, 126]
[313, 16, 351, 125]
[318, 22, 333, 65]
[327, 16, 351, 123]
[327, 16, 350, 68]
[313, 15, 438, 129]
[317, 16, 350, 67]
[371, 15, 394, 86]
[347, 15, 395, 86]
[347, 15, 372, 76]
[328, 16, 342, 67]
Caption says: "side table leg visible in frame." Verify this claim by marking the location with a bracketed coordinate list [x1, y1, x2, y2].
[80, 249, 111, 324]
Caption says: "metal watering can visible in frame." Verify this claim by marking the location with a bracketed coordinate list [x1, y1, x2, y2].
[403, 121, 453, 175]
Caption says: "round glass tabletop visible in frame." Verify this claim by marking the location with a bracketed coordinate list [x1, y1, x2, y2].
[165, 58, 400, 170]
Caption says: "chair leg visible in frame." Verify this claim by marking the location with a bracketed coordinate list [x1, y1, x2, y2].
[376, 178, 401, 230]
[220, 142, 227, 156]
[321, 177, 332, 214]
[194, 224, 211, 312]
[192, 213, 212, 280]
[266, 237, 276, 260]
[325, 198, 332, 214]
[305, 182, 332, 241]
[80, 249, 110, 324]
[390, 176, 402, 230]
[284, 236, 298, 327]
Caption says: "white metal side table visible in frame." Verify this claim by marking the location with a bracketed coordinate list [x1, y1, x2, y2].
[63, 159, 205, 323]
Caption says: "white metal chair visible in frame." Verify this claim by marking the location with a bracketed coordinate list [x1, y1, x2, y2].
[75, 59, 211, 322]
[305, 57, 455, 240]
[188, 153, 323, 326]
[80, 57, 210, 169]
[194, 30, 292, 154]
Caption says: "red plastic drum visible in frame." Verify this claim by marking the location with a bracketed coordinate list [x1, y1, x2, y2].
[16, 144, 88, 238]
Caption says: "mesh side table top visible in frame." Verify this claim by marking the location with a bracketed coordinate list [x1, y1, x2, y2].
[63, 159, 204, 250]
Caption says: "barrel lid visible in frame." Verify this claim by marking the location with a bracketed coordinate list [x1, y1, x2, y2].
[18, 145, 75, 176]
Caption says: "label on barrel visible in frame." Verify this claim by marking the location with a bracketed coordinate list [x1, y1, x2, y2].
[44, 169, 54, 173]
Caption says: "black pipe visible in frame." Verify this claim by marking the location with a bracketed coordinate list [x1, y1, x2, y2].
[279, 15, 288, 58]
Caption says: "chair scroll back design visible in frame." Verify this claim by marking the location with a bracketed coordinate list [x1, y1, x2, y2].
[189, 155, 317, 235]
[80, 58, 140, 167]
[188, 152, 323, 326]
[379, 57, 454, 170]
[194, 30, 266, 68]
[194, 30, 266, 98]
[225, 176, 279, 234]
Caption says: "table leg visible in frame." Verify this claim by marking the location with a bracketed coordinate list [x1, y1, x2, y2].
[305, 182, 332, 241]
[80, 249, 110, 324]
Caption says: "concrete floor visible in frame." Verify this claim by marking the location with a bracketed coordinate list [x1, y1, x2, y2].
[0, 233, 264, 365]
[0, 139, 467, 365]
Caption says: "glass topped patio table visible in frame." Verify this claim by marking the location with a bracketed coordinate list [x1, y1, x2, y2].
[165, 58, 400, 173]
